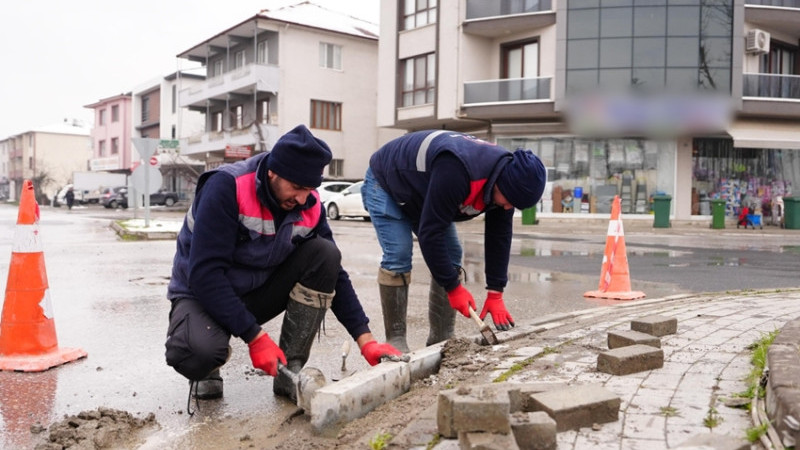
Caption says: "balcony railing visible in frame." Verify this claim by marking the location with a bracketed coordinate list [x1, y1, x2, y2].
[464, 77, 551, 104]
[179, 63, 280, 108]
[745, 0, 800, 8]
[743, 73, 800, 100]
[466, 0, 552, 20]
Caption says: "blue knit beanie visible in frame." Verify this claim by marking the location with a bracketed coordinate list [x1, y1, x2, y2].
[495, 149, 547, 210]
[266, 124, 332, 188]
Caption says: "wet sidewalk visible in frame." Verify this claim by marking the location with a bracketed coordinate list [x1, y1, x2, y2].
[390, 289, 800, 449]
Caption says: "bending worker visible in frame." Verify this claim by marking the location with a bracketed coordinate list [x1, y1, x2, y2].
[362, 130, 547, 352]
[165, 124, 401, 403]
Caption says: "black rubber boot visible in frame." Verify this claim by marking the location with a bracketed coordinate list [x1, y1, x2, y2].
[273, 285, 329, 403]
[193, 368, 223, 400]
[426, 280, 456, 346]
[378, 268, 411, 353]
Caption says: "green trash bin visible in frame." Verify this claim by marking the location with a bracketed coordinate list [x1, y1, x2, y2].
[710, 199, 726, 229]
[784, 196, 800, 230]
[522, 206, 538, 225]
[652, 195, 671, 228]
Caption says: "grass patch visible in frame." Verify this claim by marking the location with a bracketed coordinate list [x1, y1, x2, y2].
[493, 344, 563, 383]
[703, 407, 723, 430]
[425, 434, 441, 449]
[369, 431, 392, 450]
[745, 422, 769, 443]
[660, 406, 680, 417]
[736, 330, 779, 403]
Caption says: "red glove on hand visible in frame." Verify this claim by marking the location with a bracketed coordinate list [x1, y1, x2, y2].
[360, 341, 403, 366]
[479, 291, 515, 331]
[248, 332, 286, 377]
[447, 284, 476, 318]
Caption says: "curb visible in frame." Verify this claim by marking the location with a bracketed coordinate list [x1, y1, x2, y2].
[110, 221, 179, 241]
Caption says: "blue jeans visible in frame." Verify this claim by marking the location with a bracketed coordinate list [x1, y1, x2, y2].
[362, 168, 462, 274]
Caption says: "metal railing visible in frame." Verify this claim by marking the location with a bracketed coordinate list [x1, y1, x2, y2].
[464, 77, 551, 104]
[465, 0, 552, 20]
[743, 73, 800, 100]
[745, 0, 800, 8]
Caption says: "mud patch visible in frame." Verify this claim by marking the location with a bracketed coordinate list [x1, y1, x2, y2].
[31, 407, 158, 449]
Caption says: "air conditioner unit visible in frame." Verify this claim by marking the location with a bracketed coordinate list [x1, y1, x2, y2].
[746, 29, 770, 54]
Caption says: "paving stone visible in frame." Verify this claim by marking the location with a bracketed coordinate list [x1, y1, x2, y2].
[437, 385, 511, 438]
[631, 315, 678, 337]
[527, 384, 620, 431]
[674, 432, 749, 449]
[597, 344, 664, 375]
[509, 411, 556, 450]
[458, 431, 520, 450]
[607, 330, 661, 349]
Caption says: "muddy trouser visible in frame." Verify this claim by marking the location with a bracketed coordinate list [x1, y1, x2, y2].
[165, 237, 340, 382]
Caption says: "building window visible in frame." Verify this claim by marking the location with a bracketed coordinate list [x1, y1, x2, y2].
[213, 112, 223, 131]
[259, 99, 271, 124]
[401, 53, 436, 106]
[111, 105, 119, 122]
[98, 140, 106, 157]
[319, 42, 342, 70]
[328, 158, 344, 177]
[310, 100, 342, 130]
[234, 50, 245, 69]
[141, 96, 150, 123]
[503, 40, 539, 79]
[111, 138, 119, 155]
[98, 109, 106, 126]
[171, 125, 176, 139]
[212, 60, 223, 77]
[171, 85, 177, 114]
[402, 0, 437, 31]
[234, 105, 243, 129]
[565, 1, 733, 94]
[257, 41, 268, 64]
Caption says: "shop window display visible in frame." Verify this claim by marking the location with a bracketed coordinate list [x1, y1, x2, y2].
[693, 139, 797, 225]
[497, 137, 674, 215]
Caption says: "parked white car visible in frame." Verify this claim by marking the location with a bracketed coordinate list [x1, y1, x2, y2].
[317, 181, 353, 205]
[326, 181, 370, 221]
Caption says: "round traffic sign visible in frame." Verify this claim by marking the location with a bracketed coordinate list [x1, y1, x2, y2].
[150, 156, 159, 166]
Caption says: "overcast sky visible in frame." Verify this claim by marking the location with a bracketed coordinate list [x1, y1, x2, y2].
[0, 0, 379, 139]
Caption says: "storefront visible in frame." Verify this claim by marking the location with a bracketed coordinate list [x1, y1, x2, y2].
[497, 136, 676, 216]
[693, 138, 798, 224]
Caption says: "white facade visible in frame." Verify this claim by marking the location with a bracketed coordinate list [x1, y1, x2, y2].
[178, 3, 403, 179]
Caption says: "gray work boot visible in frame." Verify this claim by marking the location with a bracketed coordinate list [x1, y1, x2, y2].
[192, 368, 223, 400]
[378, 268, 411, 353]
[426, 279, 456, 346]
[273, 283, 330, 403]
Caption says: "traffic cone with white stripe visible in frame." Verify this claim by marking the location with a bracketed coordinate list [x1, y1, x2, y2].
[583, 195, 646, 301]
[0, 179, 87, 371]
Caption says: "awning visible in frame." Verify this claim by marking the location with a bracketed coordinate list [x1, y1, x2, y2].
[727, 120, 800, 150]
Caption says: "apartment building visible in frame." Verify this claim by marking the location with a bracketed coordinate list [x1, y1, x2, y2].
[177, 2, 403, 179]
[0, 119, 90, 203]
[131, 72, 206, 200]
[378, 0, 800, 221]
[84, 94, 133, 174]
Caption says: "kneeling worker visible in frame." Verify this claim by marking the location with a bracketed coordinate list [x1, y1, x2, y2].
[165, 124, 401, 404]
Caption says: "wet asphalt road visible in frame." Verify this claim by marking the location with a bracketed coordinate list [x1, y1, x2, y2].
[0, 204, 799, 448]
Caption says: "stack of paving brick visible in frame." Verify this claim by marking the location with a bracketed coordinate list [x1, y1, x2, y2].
[437, 382, 621, 449]
[597, 314, 677, 375]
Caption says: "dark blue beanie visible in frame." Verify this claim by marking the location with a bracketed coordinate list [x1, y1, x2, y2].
[495, 149, 547, 210]
[266, 124, 332, 188]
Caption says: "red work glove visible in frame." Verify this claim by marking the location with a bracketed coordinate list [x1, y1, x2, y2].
[479, 291, 515, 331]
[360, 341, 403, 366]
[447, 284, 476, 318]
[248, 332, 286, 377]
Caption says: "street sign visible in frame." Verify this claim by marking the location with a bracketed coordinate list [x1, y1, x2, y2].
[131, 165, 162, 194]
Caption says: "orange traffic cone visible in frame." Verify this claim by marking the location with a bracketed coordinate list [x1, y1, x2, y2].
[0, 179, 87, 372]
[584, 195, 646, 301]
